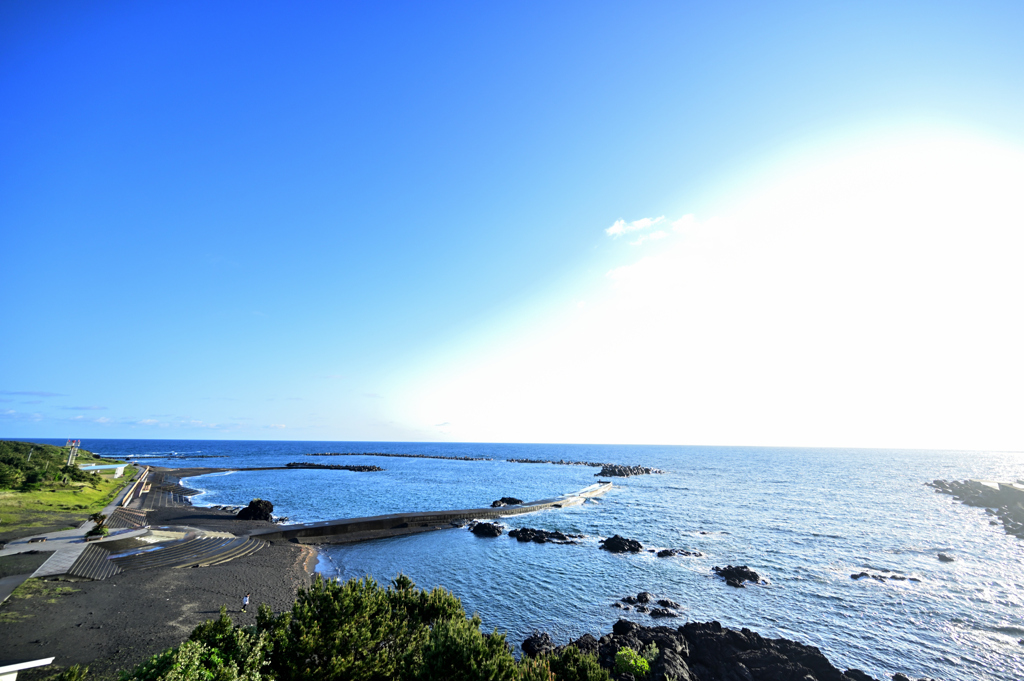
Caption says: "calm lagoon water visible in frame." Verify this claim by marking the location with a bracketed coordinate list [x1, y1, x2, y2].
[48, 439, 1024, 681]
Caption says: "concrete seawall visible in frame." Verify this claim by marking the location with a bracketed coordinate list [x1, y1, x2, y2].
[248, 482, 613, 545]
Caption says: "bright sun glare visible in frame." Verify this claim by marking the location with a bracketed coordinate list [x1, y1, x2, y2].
[407, 132, 1024, 450]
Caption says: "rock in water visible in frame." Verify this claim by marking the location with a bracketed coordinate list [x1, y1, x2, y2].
[712, 565, 761, 586]
[236, 498, 274, 521]
[937, 552, 955, 562]
[469, 521, 503, 537]
[521, 632, 555, 658]
[491, 496, 524, 507]
[600, 534, 643, 553]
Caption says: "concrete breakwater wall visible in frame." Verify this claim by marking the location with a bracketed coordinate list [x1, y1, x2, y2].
[248, 482, 613, 545]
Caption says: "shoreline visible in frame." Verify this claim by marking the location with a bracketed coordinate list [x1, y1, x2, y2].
[1, 462, 941, 680]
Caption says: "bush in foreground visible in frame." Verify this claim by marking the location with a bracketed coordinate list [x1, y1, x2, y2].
[118, 574, 607, 681]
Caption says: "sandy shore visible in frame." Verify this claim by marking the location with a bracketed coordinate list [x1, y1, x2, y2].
[0, 490, 317, 680]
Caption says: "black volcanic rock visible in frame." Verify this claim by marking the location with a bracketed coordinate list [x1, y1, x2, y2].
[491, 497, 524, 507]
[236, 498, 274, 521]
[521, 632, 555, 657]
[658, 548, 704, 558]
[600, 534, 643, 553]
[508, 527, 583, 544]
[712, 564, 761, 587]
[469, 521, 503, 537]
[595, 464, 666, 477]
[523, 619, 878, 680]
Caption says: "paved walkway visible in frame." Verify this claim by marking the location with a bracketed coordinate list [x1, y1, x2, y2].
[0, 469, 150, 602]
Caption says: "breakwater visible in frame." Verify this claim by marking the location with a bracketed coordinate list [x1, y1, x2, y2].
[285, 462, 384, 472]
[248, 482, 612, 544]
[305, 452, 492, 461]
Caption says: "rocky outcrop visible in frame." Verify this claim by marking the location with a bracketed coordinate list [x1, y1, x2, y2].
[937, 553, 955, 562]
[236, 498, 274, 521]
[712, 565, 763, 587]
[615, 593, 682, 618]
[491, 497, 524, 507]
[657, 548, 703, 558]
[850, 570, 920, 583]
[508, 527, 583, 544]
[595, 464, 666, 477]
[285, 462, 383, 472]
[599, 534, 643, 553]
[523, 618, 882, 681]
[927, 478, 1024, 539]
[469, 521, 503, 537]
[521, 631, 556, 657]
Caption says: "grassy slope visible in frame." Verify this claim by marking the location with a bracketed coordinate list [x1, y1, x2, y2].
[0, 440, 136, 542]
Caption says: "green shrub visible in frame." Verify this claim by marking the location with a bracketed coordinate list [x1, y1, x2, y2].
[85, 525, 109, 537]
[122, 607, 269, 681]
[640, 642, 659, 664]
[516, 656, 554, 681]
[120, 575, 615, 681]
[613, 648, 649, 679]
[547, 646, 609, 681]
[0, 462, 24, 489]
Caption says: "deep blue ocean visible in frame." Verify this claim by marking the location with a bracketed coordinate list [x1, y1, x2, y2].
[27, 439, 1024, 680]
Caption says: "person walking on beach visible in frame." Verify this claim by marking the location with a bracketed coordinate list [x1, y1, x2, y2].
[242, 593, 250, 613]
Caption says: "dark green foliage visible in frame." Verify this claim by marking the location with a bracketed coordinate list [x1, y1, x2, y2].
[414, 614, 517, 681]
[270, 573, 466, 681]
[0, 440, 99, 489]
[0, 462, 24, 488]
[85, 525, 109, 537]
[119, 575, 609, 681]
[546, 646, 609, 681]
[123, 607, 270, 681]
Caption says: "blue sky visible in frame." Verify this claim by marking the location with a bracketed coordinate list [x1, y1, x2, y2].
[2, 1, 1023, 448]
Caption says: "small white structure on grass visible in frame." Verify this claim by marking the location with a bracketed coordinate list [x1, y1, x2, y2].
[78, 463, 127, 478]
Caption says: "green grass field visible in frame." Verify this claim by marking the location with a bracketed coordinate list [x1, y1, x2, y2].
[0, 465, 136, 541]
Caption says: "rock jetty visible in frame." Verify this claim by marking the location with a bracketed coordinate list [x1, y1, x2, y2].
[305, 451, 491, 461]
[285, 462, 383, 472]
[508, 527, 583, 544]
[596, 464, 666, 477]
[522, 618, 893, 681]
[507, 457, 606, 467]
[491, 496, 524, 507]
[599, 534, 643, 553]
[712, 565, 763, 587]
[926, 478, 1024, 539]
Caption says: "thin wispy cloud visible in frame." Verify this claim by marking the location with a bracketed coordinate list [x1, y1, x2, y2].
[0, 390, 65, 397]
[629, 230, 668, 246]
[59, 406, 107, 411]
[605, 216, 665, 237]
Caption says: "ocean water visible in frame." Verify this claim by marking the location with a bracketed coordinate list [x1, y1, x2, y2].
[37, 439, 1024, 680]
